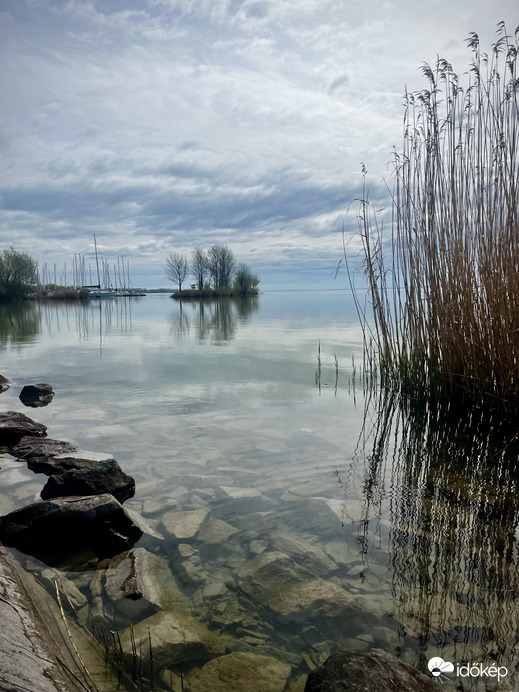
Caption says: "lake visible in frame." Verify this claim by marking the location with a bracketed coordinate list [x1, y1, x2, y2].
[0, 291, 518, 691]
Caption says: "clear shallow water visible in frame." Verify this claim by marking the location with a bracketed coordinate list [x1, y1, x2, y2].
[0, 292, 518, 691]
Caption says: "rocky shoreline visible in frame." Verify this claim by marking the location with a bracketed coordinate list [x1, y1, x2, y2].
[0, 375, 438, 691]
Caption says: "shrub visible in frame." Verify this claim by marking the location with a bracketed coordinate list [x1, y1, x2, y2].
[0, 247, 39, 300]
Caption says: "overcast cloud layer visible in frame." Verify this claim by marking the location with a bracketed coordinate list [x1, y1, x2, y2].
[1, 0, 517, 288]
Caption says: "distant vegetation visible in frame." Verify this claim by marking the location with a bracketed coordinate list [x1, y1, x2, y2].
[0, 247, 39, 300]
[35, 284, 90, 301]
[166, 244, 260, 298]
[349, 23, 519, 412]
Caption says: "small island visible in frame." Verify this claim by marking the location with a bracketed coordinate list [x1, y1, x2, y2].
[167, 244, 260, 299]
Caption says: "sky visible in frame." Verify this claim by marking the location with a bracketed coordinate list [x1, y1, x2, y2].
[0, 0, 517, 289]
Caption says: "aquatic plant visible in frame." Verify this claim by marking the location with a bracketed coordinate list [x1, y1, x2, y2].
[352, 23, 519, 411]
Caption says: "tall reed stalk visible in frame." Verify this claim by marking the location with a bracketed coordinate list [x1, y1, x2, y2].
[355, 23, 519, 410]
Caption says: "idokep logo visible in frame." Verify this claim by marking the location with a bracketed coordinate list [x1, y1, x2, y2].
[427, 657, 508, 683]
[428, 657, 454, 680]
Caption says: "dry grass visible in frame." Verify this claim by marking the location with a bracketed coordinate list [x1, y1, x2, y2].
[352, 23, 519, 410]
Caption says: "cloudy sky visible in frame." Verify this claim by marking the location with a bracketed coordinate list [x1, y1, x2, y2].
[0, 0, 517, 289]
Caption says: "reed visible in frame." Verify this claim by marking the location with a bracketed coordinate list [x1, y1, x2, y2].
[354, 23, 519, 411]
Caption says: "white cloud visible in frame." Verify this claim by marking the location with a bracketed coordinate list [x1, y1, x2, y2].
[0, 0, 517, 288]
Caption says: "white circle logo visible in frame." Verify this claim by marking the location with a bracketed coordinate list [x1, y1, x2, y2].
[428, 657, 454, 678]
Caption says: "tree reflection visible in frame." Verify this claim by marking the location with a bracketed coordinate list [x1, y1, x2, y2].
[173, 297, 259, 343]
[0, 301, 41, 348]
[353, 392, 519, 681]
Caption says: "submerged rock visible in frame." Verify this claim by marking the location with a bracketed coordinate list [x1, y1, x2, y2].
[212, 486, 265, 520]
[104, 547, 189, 622]
[161, 508, 210, 540]
[0, 494, 142, 566]
[40, 458, 135, 502]
[185, 651, 292, 692]
[237, 551, 357, 619]
[11, 437, 79, 472]
[270, 532, 338, 576]
[304, 649, 438, 691]
[0, 411, 47, 446]
[120, 610, 225, 670]
[19, 383, 55, 408]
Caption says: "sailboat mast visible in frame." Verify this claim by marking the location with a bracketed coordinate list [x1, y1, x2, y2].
[94, 234, 101, 288]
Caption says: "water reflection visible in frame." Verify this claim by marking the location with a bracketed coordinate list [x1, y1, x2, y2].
[0, 302, 41, 348]
[171, 296, 259, 343]
[355, 391, 519, 688]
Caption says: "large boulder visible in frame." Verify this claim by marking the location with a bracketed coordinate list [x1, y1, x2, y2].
[11, 437, 79, 473]
[0, 411, 47, 446]
[304, 649, 438, 692]
[0, 374, 10, 393]
[0, 494, 142, 566]
[185, 652, 292, 692]
[19, 383, 55, 408]
[40, 458, 135, 502]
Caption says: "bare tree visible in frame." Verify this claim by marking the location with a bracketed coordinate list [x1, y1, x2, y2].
[206, 245, 236, 288]
[165, 252, 189, 291]
[191, 247, 208, 290]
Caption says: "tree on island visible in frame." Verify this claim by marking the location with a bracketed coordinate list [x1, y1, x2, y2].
[206, 245, 236, 289]
[166, 244, 260, 296]
[0, 247, 39, 300]
[192, 247, 208, 290]
[233, 263, 260, 296]
[165, 252, 189, 291]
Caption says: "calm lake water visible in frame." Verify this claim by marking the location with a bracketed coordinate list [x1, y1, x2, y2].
[0, 292, 518, 691]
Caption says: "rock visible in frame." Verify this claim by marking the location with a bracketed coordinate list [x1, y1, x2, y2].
[212, 486, 265, 519]
[104, 547, 189, 622]
[0, 411, 47, 446]
[0, 547, 119, 692]
[40, 458, 135, 502]
[123, 507, 164, 539]
[197, 518, 239, 543]
[11, 436, 79, 473]
[271, 532, 338, 576]
[185, 651, 292, 692]
[0, 374, 10, 393]
[19, 383, 55, 407]
[161, 509, 210, 540]
[304, 649, 438, 691]
[237, 551, 357, 619]
[39, 568, 88, 610]
[119, 610, 225, 670]
[0, 494, 142, 566]
[31, 449, 115, 475]
[0, 493, 15, 517]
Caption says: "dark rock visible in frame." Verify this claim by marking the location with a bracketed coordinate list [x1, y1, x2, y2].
[0, 411, 47, 446]
[11, 437, 79, 473]
[40, 458, 135, 502]
[0, 374, 10, 393]
[0, 494, 142, 567]
[304, 649, 438, 692]
[19, 383, 55, 408]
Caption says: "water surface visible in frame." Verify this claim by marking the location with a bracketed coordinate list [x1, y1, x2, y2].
[0, 292, 517, 690]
